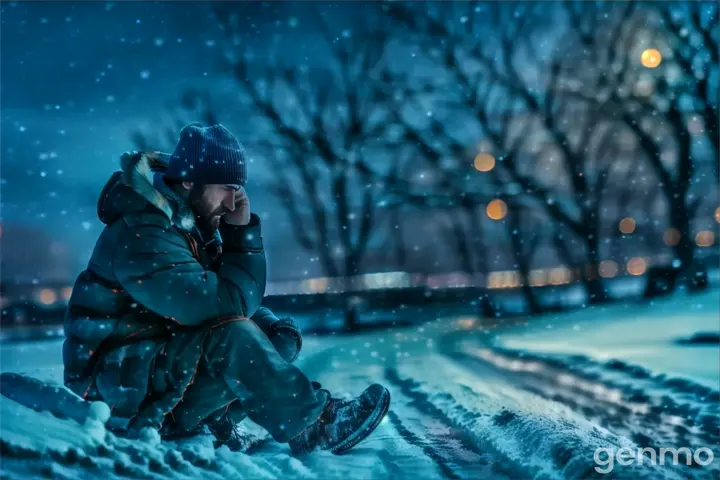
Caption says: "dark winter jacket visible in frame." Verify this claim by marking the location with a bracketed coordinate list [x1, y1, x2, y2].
[63, 151, 301, 432]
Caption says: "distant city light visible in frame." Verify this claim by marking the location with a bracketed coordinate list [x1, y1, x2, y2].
[664, 228, 681, 247]
[627, 257, 647, 276]
[486, 199, 507, 220]
[599, 260, 619, 278]
[715, 207, 720, 224]
[301, 277, 328, 294]
[529, 270, 547, 287]
[619, 217, 636, 235]
[549, 266, 572, 285]
[695, 230, 715, 247]
[473, 152, 495, 172]
[640, 48, 662, 68]
[38, 288, 57, 305]
[507, 271, 521, 288]
[487, 272, 504, 289]
[61, 287, 73, 301]
[487, 271, 521, 289]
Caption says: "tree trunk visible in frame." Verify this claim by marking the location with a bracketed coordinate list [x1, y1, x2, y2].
[343, 302, 360, 331]
[583, 232, 609, 304]
[520, 282, 541, 314]
[391, 207, 407, 268]
[506, 209, 542, 314]
[478, 293, 498, 319]
[464, 205, 500, 318]
[670, 206, 708, 293]
[342, 257, 360, 331]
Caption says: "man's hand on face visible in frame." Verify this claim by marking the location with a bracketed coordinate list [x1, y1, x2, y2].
[224, 187, 251, 226]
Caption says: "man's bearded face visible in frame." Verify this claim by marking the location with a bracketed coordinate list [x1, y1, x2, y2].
[188, 184, 233, 232]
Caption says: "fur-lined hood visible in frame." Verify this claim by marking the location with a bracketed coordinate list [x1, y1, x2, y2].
[97, 152, 195, 231]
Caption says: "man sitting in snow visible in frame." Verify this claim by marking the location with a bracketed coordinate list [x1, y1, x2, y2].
[62, 123, 390, 454]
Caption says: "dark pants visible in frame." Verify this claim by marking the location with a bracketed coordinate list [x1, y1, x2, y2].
[151, 319, 328, 442]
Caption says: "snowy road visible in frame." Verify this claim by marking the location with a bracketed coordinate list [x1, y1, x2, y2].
[2, 291, 719, 479]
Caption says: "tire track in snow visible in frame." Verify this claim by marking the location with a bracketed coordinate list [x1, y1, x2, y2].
[383, 366, 522, 480]
[443, 335, 720, 461]
[434, 334, 718, 479]
[384, 409, 462, 480]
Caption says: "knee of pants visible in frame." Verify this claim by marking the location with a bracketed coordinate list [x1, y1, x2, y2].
[262, 317, 303, 363]
[210, 316, 302, 364]
[203, 319, 295, 376]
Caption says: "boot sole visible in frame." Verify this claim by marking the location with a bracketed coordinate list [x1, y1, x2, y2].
[330, 387, 391, 455]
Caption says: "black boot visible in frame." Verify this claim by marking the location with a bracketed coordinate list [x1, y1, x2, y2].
[207, 383, 330, 451]
[206, 401, 249, 451]
[288, 384, 390, 455]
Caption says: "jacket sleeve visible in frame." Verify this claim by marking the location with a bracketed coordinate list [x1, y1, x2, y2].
[114, 214, 266, 326]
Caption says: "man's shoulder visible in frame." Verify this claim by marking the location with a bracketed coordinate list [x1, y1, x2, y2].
[120, 211, 173, 230]
[109, 213, 191, 260]
[108, 211, 186, 243]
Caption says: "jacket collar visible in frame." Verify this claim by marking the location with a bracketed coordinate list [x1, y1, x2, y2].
[121, 152, 195, 232]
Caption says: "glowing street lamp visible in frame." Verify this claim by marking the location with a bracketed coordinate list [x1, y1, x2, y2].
[640, 48, 662, 68]
[627, 257, 647, 276]
[474, 153, 495, 172]
[695, 231, 715, 247]
[715, 207, 720, 224]
[38, 288, 57, 305]
[619, 217, 636, 234]
[486, 199, 507, 220]
[61, 287, 73, 301]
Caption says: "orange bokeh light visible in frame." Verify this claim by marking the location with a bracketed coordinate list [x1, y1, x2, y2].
[640, 48, 662, 68]
[695, 231, 715, 247]
[486, 199, 507, 220]
[619, 217, 636, 235]
[474, 153, 496, 172]
[38, 289, 57, 305]
[627, 257, 647, 276]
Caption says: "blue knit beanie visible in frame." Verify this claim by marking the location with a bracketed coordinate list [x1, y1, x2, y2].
[166, 123, 248, 185]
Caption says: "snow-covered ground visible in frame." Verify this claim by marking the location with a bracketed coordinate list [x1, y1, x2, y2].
[1, 290, 719, 479]
[494, 289, 720, 388]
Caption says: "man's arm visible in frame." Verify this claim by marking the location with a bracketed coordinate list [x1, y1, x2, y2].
[251, 306, 303, 363]
[114, 214, 266, 326]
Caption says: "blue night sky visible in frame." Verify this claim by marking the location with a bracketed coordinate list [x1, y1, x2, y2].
[1, 1, 368, 280]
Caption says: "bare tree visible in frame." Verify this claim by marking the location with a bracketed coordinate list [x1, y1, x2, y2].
[380, 81, 549, 315]
[504, 200, 545, 313]
[384, 2, 636, 304]
[210, 5, 401, 329]
[557, 1, 718, 292]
